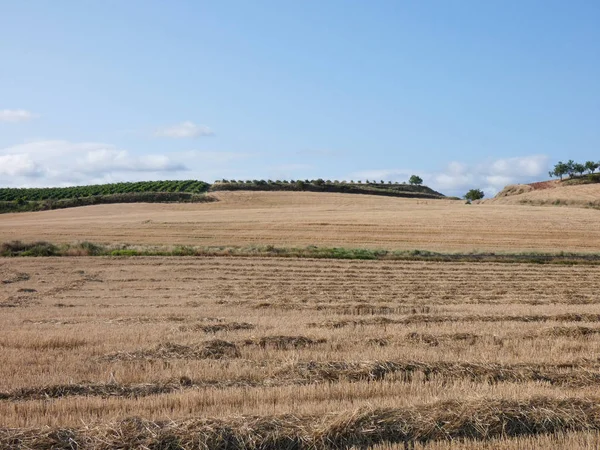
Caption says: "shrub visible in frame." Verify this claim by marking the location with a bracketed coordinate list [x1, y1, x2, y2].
[0, 241, 59, 256]
[464, 189, 485, 202]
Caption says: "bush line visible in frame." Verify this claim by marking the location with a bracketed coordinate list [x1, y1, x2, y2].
[1, 241, 600, 264]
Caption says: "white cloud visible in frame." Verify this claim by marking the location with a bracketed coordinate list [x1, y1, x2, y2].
[0, 109, 38, 123]
[3, 140, 106, 158]
[0, 154, 42, 177]
[484, 175, 514, 187]
[488, 155, 548, 177]
[0, 140, 188, 187]
[154, 121, 214, 138]
[446, 161, 468, 175]
[77, 149, 186, 173]
[350, 154, 550, 198]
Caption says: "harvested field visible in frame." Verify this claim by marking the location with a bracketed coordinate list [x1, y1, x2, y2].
[1, 191, 600, 253]
[2, 256, 600, 448]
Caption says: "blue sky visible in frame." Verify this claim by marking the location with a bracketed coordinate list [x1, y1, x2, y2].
[1, 1, 598, 196]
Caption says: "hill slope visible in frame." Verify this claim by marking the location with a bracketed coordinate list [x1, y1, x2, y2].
[0, 179, 445, 213]
[485, 179, 600, 208]
[211, 180, 445, 199]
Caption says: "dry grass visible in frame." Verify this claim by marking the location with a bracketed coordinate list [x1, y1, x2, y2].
[541, 326, 600, 338]
[377, 432, 600, 449]
[404, 331, 480, 346]
[278, 359, 600, 387]
[3, 256, 600, 447]
[178, 322, 255, 333]
[4, 397, 600, 449]
[0, 380, 192, 401]
[246, 335, 327, 350]
[100, 340, 241, 361]
[309, 313, 600, 329]
[1, 191, 600, 252]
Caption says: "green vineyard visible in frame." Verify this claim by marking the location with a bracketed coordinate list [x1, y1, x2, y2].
[0, 180, 210, 202]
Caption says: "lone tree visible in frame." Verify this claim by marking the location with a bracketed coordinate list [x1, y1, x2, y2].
[464, 189, 484, 202]
[409, 175, 423, 185]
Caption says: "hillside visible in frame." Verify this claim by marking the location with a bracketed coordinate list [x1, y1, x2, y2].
[0, 179, 445, 213]
[1, 190, 599, 253]
[485, 178, 600, 208]
[211, 180, 445, 199]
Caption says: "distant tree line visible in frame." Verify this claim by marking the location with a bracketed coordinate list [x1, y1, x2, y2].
[213, 178, 425, 186]
[549, 160, 600, 180]
[211, 179, 443, 199]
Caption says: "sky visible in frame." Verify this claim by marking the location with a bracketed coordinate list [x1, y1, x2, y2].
[1, 1, 599, 197]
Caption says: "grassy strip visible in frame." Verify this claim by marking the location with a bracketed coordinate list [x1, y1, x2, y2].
[1, 241, 600, 264]
[3, 397, 600, 449]
[0, 192, 215, 214]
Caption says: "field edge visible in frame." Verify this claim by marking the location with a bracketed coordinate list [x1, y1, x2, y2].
[2, 241, 600, 264]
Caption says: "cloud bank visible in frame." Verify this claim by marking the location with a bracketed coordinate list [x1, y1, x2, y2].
[351, 155, 550, 198]
[154, 121, 213, 138]
[0, 140, 188, 187]
[0, 109, 38, 123]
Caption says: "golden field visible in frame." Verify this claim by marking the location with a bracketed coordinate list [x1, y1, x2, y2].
[2, 191, 600, 448]
[0, 191, 599, 253]
[2, 256, 600, 447]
